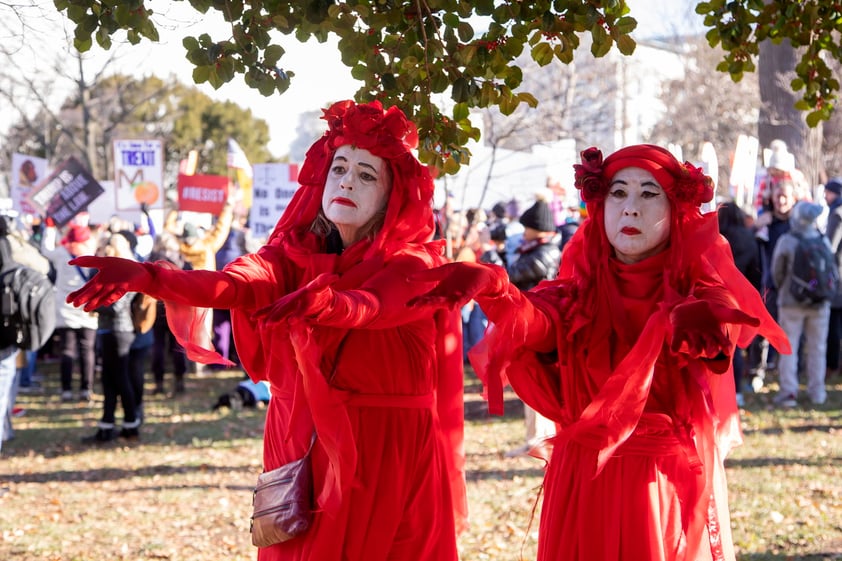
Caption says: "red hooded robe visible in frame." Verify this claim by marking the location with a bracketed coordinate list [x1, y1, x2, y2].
[471, 145, 790, 561]
[166, 101, 467, 561]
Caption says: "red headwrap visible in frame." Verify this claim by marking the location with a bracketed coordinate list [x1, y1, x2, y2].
[269, 100, 434, 256]
[574, 144, 714, 215]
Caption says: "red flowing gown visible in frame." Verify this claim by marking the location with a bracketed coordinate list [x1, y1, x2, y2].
[199, 230, 467, 561]
[472, 212, 789, 561]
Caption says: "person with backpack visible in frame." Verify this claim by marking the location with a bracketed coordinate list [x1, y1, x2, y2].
[770, 200, 836, 407]
[0, 211, 52, 453]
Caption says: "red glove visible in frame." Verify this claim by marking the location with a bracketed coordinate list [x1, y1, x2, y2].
[408, 261, 508, 310]
[67, 256, 153, 312]
[255, 273, 338, 322]
[68, 256, 240, 312]
[254, 273, 384, 328]
[669, 299, 755, 367]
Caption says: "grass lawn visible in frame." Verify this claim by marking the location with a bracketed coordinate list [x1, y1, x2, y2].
[1, 360, 840, 560]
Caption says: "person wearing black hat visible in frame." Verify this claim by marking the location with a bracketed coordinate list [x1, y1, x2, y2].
[504, 196, 561, 457]
[823, 177, 842, 379]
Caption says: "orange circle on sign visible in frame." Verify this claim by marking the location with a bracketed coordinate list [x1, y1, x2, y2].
[133, 181, 160, 204]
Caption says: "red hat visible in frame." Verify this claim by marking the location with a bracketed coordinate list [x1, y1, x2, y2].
[61, 224, 91, 247]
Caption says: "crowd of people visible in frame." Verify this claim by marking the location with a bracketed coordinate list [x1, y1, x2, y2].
[0, 100, 837, 561]
[0, 193, 257, 447]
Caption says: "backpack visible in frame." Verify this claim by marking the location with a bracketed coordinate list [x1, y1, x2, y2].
[788, 232, 839, 304]
[0, 238, 56, 352]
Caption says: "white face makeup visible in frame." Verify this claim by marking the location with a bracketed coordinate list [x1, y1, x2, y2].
[603, 167, 671, 264]
[321, 145, 391, 246]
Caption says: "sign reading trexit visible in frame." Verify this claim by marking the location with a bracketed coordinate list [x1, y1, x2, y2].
[113, 139, 164, 211]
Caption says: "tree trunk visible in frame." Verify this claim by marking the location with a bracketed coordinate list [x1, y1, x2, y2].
[758, 38, 823, 188]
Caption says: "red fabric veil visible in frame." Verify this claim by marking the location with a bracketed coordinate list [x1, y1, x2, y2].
[472, 144, 790, 560]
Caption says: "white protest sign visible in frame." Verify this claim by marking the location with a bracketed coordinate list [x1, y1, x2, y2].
[113, 139, 164, 212]
[10, 153, 49, 216]
[249, 163, 300, 240]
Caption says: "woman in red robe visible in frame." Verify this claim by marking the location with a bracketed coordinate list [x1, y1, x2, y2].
[66, 100, 466, 561]
[413, 144, 790, 561]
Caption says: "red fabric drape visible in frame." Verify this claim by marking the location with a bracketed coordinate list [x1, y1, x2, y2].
[160, 101, 467, 561]
[471, 209, 790, 561]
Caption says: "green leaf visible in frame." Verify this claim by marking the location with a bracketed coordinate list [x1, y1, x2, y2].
[192, 65, 211, 84]
[531, 42, 554, 66]
[616, 34, 636, 56]
[452, 76, 469, 103]
[453, 102, 469, 121]
[382, 73, 397, 91]
[263, 44, 285, 66]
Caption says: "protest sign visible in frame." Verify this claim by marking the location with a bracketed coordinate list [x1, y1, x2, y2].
[249, 163, 299, 240]
[27, 157, 104, 227]
[10, 153, 49, 216]
[177, 174, 229, 214]
[113, 139, 164, 212]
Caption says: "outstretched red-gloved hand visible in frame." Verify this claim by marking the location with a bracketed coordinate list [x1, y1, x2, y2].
[67, 256, 153, 312]
[254, 273, 341, 324]
[408, 261, 508, 310]
[669, 298, 756, 371]
[68, 256, 240, 312]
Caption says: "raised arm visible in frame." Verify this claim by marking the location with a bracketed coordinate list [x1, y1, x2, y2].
[66, 256, 241, 312]
[255, 254, 449, 329]
[410, 261, 556, 351]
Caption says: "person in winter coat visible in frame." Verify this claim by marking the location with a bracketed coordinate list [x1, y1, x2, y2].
[504, 196, 561, 457]
[40, 222, 100, 402]
[66, 100, 466, 561]
[82, 231, 140, 442]
[771, 201, 833, 407]
[717, 201, 762, 405]
[411, 144, 789, 561]
[822, 177, 842, 378]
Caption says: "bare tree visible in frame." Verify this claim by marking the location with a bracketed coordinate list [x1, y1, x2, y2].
[758, 39, 818, 187]
[647, 38, 760, 192]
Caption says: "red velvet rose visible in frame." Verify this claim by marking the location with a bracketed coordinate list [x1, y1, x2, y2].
[674, 162, 714, 208]
[573, 147, 607, 202]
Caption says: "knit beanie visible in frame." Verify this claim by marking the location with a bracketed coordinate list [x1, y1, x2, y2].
[519, 200, 555, 232]
[789, 201, 822, 233]
[825, 177, 842, 196]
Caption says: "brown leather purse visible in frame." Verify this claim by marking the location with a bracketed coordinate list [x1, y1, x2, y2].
[250, 436, 315, 547]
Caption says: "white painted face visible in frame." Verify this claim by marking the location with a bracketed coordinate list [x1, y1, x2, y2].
[603, 167, 671, 264]
[321, 145, 391, 246]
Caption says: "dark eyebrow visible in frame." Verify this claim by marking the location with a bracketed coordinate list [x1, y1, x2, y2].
[610, 178, 662, 189]
[358, 161, 379, 174]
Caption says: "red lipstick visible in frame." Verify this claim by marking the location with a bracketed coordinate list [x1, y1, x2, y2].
[332, 197, 357, 207]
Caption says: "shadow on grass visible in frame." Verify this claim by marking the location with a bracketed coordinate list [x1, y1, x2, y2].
[725, 455, 841, 469]
[738, 554, 842, 560]
[1, 412, 264, 461]
[2, 461, 256, 487]
[742, 422, 842, 437]
[465, 397, 524, 420]
[465, 467, 546, 482]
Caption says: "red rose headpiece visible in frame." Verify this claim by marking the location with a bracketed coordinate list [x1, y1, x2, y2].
[574, 144, 714, 212]
[269, 100, 435, 252]
[320, 100, 419, 159]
